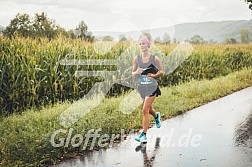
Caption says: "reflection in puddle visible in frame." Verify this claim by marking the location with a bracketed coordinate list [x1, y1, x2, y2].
[135, 137, 161, 167]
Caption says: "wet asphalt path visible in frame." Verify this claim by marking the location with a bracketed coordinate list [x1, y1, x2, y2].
[53, 86, 252, 167]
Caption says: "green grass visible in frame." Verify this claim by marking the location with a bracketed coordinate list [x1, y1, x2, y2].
[1, 67, 252, 166]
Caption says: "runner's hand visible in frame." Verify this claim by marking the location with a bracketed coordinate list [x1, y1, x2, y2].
[136, 68, 143, 74]
[147, 73, 156, 79]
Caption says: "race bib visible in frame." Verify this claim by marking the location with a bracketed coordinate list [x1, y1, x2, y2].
[138, 75, 154, 85]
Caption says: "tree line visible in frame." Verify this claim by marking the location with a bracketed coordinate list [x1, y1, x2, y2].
[2, 12, 95, 42]
[185, 29, 251, 44]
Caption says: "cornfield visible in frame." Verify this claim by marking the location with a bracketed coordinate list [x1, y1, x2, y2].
[0, 36, 252, 114]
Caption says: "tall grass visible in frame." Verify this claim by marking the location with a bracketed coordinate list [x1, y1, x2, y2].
[1, 36, 252, 114]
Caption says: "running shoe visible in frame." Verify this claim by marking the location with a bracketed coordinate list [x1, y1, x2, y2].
[155, 112, 161, 128]
[135, 132, 147, 143]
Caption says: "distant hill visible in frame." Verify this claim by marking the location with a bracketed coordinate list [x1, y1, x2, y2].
[172, 20, 252, 43]
[93, 20, 252, 43]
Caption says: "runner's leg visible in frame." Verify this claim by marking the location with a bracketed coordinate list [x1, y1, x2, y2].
[142, 95, 156, 133]
[149, 105, 157, 118]
[142, 98, 158, 127]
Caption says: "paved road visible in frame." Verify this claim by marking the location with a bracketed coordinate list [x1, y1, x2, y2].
[54, 86, 252, 167]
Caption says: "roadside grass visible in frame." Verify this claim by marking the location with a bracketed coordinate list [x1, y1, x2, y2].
[1, 67, 252, 166]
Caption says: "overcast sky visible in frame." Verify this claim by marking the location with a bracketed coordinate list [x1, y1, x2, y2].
[0, 0, 251, 32]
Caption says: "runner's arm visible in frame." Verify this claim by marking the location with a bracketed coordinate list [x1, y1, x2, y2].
[148, 56, 164, 79]
[132, 56, 143, 76]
